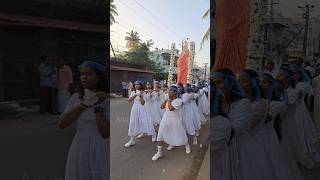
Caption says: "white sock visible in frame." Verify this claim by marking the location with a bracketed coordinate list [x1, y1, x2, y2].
[157, 145, 162, 152]
[130, 136, 135, 142]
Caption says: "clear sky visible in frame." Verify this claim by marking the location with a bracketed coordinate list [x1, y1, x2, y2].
[110, 0, 210, 67]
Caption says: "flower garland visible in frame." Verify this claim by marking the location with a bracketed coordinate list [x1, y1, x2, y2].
[187, 41, 195, 84]
[167, 43, 176, 86]
[246, 0, 268, 72]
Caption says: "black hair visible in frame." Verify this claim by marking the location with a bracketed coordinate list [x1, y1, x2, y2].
[134, 83, 144, 92]
[79, 68, 107, 99]
[215, 68, 243, 108]
[241, 69, 259, 99]
[41, 55, 47, 62]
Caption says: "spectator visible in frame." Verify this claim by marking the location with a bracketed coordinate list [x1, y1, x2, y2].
[50, 57, 59, 114]
[39, 55, 54, 114]
[122, 81, 128, 97]
[57, 58, 73, 113]
[128, 81, 133, 97]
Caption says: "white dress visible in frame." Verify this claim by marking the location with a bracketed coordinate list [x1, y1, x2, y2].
[144, 91, 162, 125]
[64, 93, 108, 180]
[223, 98, 253, 180]
[211, 115, 232, 180]
[269, 101, 305, 180]
[128, 91, 156, 136]
[237, 99, 291, 180]
[181, 93, 201, 135]
[190, 93, 206, 125]
[159, 90, 167, 116]
[295, 82, 319, 158]
[157, 98, 188, 146]
[313, 75, 320, 132]
[152, 90, 165, 121]
[280, 87, 314, 168]
[198, 89, 210, 115]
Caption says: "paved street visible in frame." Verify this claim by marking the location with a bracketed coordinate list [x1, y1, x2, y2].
[0, 114, 74, 180]
[110, 98, 210, 180]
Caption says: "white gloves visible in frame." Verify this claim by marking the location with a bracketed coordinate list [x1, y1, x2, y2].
[136, 91, 141, 96]
[83, 89, 99, 106]
[164, 94, 169, 101]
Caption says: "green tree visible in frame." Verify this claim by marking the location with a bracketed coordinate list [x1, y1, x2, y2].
[125, 30, 141, 50]
[110, 0, 118, 25]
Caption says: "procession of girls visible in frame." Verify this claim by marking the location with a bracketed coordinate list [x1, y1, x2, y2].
[211, 62, 320, 180]
[124, 80, 210, 161]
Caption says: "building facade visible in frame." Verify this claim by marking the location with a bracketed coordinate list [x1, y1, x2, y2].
[0, 0, 107, 101]
[149, 48, 179, 74]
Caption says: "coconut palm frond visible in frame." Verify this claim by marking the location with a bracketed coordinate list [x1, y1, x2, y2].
[202, 8, 210, 19]
[200, 28, 210, 49]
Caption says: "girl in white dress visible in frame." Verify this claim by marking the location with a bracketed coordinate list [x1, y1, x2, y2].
[259, 73, 305, 180]
[185, 84, 202, 136]
[198, 85, 210, 116]
[59, 61, 109, 180]
[212, 68, 253, 180]
[153, 81, 164, 120]
[124, 81, 156, 147]
[276, 67, 315, 169]
[211, 84, 232, 180]
[180, 85, 200, 145]
[145, 82, 162, 129]
[238, 69, 293, 180]
[290, 66, 319, 162]
[152, 86, 189, 161]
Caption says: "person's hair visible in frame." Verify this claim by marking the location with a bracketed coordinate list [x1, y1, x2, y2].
[134, 84, 144, 92]
[215, 68, 244, 104]
[241, 69, 259, 100]
[78, 68, 107, 99]
[147, 83, 153, 90]
[41, 55, 47, 62]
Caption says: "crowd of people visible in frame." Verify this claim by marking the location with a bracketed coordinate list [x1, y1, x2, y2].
[123, 80, 210, 161]
[211, 59, 320, 180]
[39, 55, 73, 114]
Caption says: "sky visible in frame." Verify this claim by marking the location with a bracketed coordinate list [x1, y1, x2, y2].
[278, 0, 320, 18]
[110, 0, 210, 67]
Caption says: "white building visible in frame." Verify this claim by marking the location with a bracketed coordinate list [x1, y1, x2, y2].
[149, 48, 180, 74]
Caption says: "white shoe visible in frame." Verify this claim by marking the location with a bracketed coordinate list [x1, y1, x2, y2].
[167, 145, 174, 151]
[196, 132, 200, 137]
[137, 134, 144, 139]
[193, 136, 198, 145]
[185, 144, 191, 154]
[152, 134, 157, 142]
[152, 151, 163, 161]
[124, 140, 135, 148]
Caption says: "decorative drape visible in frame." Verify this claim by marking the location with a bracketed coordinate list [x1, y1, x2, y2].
[213, 0, 250, 74]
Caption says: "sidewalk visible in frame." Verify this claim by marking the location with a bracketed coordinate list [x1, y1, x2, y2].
[196, 146, 210, 180]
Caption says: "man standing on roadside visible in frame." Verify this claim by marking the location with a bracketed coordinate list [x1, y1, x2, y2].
[57, 58, 73, 113]
[39, 55, 54, 114]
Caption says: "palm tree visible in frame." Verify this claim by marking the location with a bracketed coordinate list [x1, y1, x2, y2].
[110, 0, 118, 25]
[125, 30, 141, 50]
[200, 8, 210, 49]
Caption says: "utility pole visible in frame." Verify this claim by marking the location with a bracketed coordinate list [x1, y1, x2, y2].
[298, 4, 315, 59]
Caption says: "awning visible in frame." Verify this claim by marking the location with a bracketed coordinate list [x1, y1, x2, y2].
[0, 12, 108, 33]
[111, 65, 154, 74]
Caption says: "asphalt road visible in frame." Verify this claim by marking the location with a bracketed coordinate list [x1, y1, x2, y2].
[110, 98, 210, 180]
